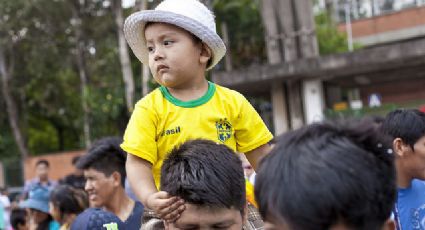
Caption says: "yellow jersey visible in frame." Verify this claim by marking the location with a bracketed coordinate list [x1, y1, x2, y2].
[121, 82, 273, 188]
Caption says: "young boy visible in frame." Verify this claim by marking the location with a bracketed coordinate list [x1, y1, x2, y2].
[121, 0, 273, 222]
[255, 119, 397, 230]
[381, 109, 425, 230]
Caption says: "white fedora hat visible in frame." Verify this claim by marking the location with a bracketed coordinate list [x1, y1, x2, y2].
[124, 0, 226, 70]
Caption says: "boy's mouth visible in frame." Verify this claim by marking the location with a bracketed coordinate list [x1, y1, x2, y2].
[157, 64, 169, 73]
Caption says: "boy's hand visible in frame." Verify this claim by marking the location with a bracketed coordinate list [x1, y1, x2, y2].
[147, 191, 185, 223]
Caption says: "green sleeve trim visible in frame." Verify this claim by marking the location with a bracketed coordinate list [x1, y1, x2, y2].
[159, 81, 216, 108]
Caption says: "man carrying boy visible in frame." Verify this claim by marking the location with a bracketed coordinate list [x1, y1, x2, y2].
[121, 0, 273, 222]
[77, 137, 143, 229]
[255, 119, 397, 230]
[381, 109, 425, 230]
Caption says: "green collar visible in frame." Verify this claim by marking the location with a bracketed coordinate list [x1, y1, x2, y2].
[159, 81, 216, 108]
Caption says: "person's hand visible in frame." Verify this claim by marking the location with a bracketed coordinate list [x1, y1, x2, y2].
[146, 191, 185, 223]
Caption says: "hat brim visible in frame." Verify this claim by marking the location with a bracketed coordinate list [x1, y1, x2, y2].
[124, 10, 226, 70]
[20, 199, 49, 213]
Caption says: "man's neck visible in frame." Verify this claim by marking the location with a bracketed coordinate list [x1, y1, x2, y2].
[104, 188, 135, 222]
[396, 162, 413, 189]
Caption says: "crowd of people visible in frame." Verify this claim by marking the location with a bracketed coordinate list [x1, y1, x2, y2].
[1, 0, 425, 229]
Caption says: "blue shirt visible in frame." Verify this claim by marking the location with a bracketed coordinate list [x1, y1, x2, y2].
[396, 179, 425, 230]
[124, 201, 144, 229]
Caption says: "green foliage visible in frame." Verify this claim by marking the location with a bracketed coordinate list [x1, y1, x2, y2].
[213, 0, 266, 68]
[0, 0, 128, 158]
[315, 12, 361, 55]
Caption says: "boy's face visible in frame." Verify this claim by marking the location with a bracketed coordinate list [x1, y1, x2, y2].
[145, 22, 210, 89]
[165, 203, 244, 230]
[400, 136, 425, 180]
[84, 168, 117, 208]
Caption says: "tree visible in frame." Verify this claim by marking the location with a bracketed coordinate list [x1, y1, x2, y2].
[112, 0, 135, 113]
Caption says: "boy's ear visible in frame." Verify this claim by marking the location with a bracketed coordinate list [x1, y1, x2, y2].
[393, 138, 409, 157]
[199, 43, 212, 65]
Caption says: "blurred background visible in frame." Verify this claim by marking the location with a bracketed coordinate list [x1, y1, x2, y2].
[1, 0, 425, 196]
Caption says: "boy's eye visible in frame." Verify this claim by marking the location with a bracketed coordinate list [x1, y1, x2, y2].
[164, 40, 174, 46]
[147, 46, 154, 53]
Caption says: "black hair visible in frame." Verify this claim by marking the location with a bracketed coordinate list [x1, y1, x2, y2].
[11, 208, 27, 229]
[160, 139, 245, 214]
[36, 159, 49, 168]
[381, 109, 425, 150]
[76, 136, 127, 187]
[50, 184, 89, 222]
[255, 118, 396, 230]
[72, 156, 81, 166]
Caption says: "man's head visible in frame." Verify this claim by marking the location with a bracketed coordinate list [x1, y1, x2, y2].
[35, 160, 49, 181]
[161, 139, 246, 230]
[381, 109, 425, 182]
[76, 137, 127, 207]
[72, 156, 83, 176]
[123, 0, 226, 71]
[255, 119, 396, 230]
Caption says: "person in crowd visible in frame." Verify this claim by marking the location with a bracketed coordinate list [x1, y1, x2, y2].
[76, 137, 143, 229]
[0, 187, 10, 230]
[10, 208, 28, 230]
[121, 0, 273, 222]
[381, 109, 425, 230]
[142, 139, 263, 230]
[49, 185, 89, 230]
[70, 208, 124, 230]
[59, 157, 85, 190]
[22, 160, 56, 200]
[255, 119, 397, 230]
[20, 186, 60, 230]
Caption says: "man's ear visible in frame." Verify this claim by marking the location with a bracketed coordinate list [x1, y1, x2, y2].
[393, 138, 409, 157]
[381, 218, 395, 230]
[243, 201, 248, 223]
[111, 171, 121, 187]
[164, 220, 170, 230]
[199, 43, 212, 66]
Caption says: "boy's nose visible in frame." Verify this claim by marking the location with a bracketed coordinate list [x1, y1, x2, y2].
[153, 48, 164, 61]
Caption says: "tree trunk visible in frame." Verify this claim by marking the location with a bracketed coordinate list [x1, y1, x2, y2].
[113, 0, 135, 113]
[199, 0, 213, 9]
[72, 1, 91, 148]
[137, 0, 151, 96]
[0, 46, 29, 159]
[221, 22, 233, 71]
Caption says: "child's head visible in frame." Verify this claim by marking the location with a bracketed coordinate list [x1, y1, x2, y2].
[160, 139, 246, 229]
[76, 136, 127, 207]
[11, 208, 28, 230]
[255, 119, 396, 230]
[381, 109, 425, 181]
[49, 185, 89, 224]
[124, 0, 226, 85]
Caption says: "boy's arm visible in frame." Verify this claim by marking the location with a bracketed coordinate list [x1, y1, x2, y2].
[126, 154, 157, 205]
[245, 144, 272, 171]
[126, 154, 185, 222]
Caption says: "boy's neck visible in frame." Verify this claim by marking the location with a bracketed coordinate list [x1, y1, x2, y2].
[167, 78, 209, 102]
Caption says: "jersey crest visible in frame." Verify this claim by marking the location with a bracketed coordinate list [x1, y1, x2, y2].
[216, 119, 232, 142]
